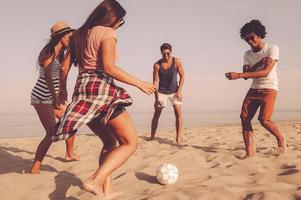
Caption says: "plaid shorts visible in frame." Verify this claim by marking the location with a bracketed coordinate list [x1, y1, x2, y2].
[52, 71, 132, 142]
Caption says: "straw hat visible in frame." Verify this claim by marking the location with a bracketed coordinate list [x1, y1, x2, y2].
[50, 21, 74, 37]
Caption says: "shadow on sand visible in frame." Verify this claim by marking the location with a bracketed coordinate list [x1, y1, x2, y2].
[139, 136, 186, 148]
[135, 172, 158, 185]
[0, 146, 58, 174]
[49, 171, 83, 200]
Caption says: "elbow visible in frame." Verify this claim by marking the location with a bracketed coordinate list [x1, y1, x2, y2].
[103, 64, 115, 76]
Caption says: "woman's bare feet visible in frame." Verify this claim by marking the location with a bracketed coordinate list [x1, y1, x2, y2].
[30, 161, 41, 174]
[83, 179, 103, 196]
[147, 136, 155, 141]
[104, 187, 122, 199]
[65, 153, 80, 161]
[103, 178, 122, 199]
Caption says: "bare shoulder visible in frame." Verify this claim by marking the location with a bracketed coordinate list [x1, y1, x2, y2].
[174, 57, 183, 67]
[153, 61, 160, 70]
[154, 59, 162, 68]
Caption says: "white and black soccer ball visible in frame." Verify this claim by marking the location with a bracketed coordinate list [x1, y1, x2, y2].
[156, 163, 179, 185]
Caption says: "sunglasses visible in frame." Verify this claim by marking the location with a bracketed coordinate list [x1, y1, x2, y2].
[118, 18, 125, 27]
[244, 35, 256, 42]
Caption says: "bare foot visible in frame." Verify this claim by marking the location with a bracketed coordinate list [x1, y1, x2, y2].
[176, 137, 187, 145]
[278, 138, 287, 153]
[102, 176, 122, 199]
[65, 153, 80, 161]
[104, 187, 122, 199]
[147, 136, 155, 141]
[30, 169, 40, 174]
[240, 154, 253, 160]
[83, 179, 103, 196]
[30, 162, 41, 174]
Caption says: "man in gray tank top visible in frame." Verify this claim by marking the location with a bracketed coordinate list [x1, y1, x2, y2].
[150, 43, 185, 144]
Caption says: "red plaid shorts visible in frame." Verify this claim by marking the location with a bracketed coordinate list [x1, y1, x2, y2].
[52, 70, 132, 142]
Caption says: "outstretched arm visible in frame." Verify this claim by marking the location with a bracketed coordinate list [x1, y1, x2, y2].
[101, 38, 155, 95]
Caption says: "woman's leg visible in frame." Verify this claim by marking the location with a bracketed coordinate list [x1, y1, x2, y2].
[87, 120, 120, 198]
[54, 104, 79, 161]
[83, 111, 138, 197]
[31, 104, 56, 174]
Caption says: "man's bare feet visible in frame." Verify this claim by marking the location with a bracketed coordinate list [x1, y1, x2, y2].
[278, 138, 287, 153]
[65, 153, 80, 161]
[176, 136, 187, 145]
[241, 154, 253, 160]
[83, 179, 103, 196]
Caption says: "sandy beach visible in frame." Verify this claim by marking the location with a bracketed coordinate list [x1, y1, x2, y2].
[1, 120, 301, 200]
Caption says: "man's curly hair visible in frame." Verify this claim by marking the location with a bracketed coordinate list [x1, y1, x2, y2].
[240, 20, 267, 39]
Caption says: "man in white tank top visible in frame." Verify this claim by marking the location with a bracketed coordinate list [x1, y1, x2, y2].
[225, 20, 286, 158]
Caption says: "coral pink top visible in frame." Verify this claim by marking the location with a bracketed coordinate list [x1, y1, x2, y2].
[80, 26, 117, 72]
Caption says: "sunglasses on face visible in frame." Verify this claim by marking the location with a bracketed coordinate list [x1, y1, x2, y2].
[244, 35, 256, 42]
[118, 18, 125, 27]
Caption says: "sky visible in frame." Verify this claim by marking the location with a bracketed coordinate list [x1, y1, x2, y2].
[0, 0, 300, 113]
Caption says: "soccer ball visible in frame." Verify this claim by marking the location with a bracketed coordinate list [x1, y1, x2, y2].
[156, 163, 179, 185]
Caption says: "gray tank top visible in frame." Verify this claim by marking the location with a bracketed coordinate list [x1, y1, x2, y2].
[158, 57, 178, 94]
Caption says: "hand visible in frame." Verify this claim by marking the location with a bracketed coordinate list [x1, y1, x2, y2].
[138, 81, 156, 95]
[57, 89, 67, 105]
[261, 57, 273, 65]
[154, 100, 160, 109]
[175, 91, 182, 100]
[225, 72, 241, 80]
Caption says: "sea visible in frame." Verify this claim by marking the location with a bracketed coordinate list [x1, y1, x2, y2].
[0, 110, 300, 139]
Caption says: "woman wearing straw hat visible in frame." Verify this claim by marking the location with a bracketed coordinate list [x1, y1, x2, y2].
[53, 0, 155, 198]
[30, 21, 79, 174]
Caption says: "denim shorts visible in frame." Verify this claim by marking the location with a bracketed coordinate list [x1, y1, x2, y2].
[30, 95, 52, 105]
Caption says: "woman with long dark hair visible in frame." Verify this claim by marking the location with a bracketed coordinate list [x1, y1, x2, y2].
[30, 21, 79, 174]
[53, 0, 155, 198]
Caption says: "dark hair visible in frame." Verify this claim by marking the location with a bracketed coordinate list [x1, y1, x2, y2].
[71, 0, 126, 66]
[160, 43, 172, 52]
[38, 31, 72, 66]
[240, 19, 267, 39]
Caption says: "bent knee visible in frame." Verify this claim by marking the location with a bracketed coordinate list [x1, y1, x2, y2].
[131, 136, 138, 151]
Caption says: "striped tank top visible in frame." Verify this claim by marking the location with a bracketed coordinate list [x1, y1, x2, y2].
[31, 59, 60, 100]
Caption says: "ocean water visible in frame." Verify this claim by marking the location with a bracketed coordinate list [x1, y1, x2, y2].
[0, 110, 300, 139]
